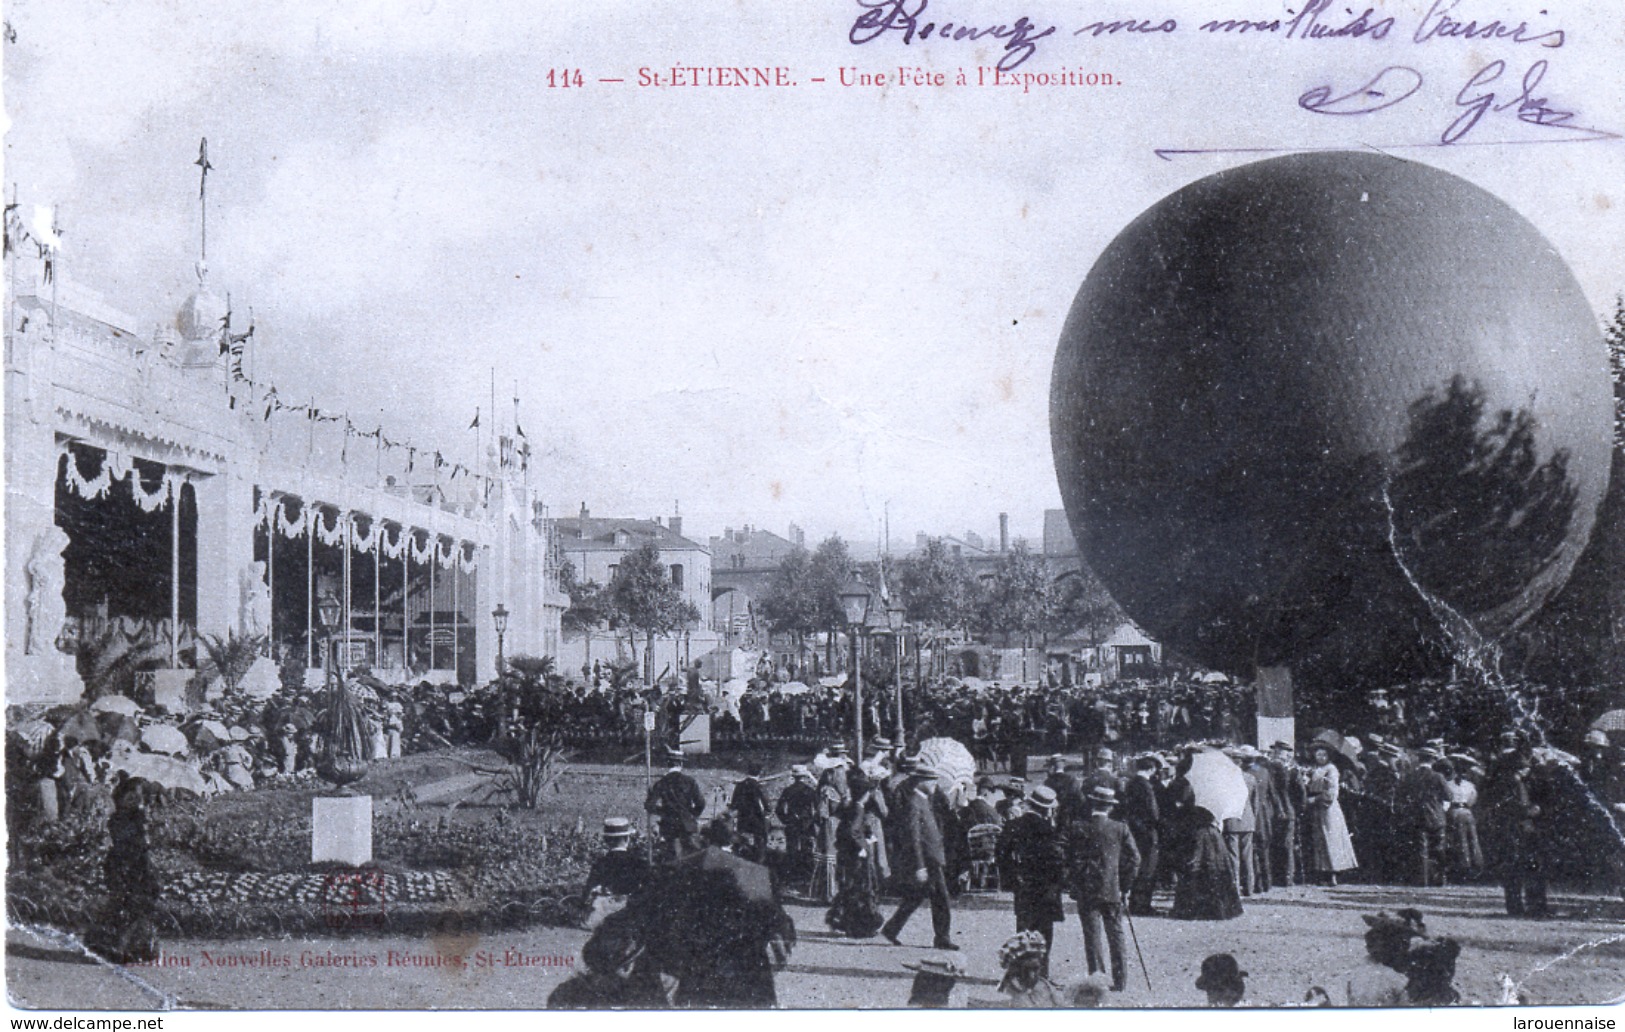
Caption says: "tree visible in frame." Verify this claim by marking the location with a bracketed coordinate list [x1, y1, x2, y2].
[897, 537, 977, 634]
[977, 542, 1052, 646]
[808, 535, 854, 669]
[559, 559, 613, 673]
[1047, 566, 1124, 645]
[757, 545, 821, 667]
[608, 542, 701, 678]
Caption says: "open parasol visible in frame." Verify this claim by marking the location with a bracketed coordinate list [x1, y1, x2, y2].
[915, 737, 977, 800]
[91, 695, 142, 717]
[57, 710, 102, 745]
[11, 719, 56, 758]
[190, 719, 231, 750]
[1185, 747, 1249, 824]
[97, 712, 141, 744]
[140, 724, 190, 756]
[677, 844, 776, 904]
[107, 741, 207, 794]
[1589, 710, 1625, 733]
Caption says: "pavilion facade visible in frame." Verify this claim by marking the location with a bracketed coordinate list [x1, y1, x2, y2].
[5, 267, 565, 705]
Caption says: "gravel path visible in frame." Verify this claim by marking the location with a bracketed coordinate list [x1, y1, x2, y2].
[10, 882, 1623, 1009]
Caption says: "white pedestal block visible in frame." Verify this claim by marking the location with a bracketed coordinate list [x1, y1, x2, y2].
[679, 712, 711, 755]
[312, 794, 373, 865]
[5, 653, 84, 706]
[147, 670, 193, 713]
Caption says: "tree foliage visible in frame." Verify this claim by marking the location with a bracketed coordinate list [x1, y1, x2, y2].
[758, 545, 820, 639]
[558, 560, 613, 635]
[896, 537, 977, 631]
[607, 542, 701, 664]
[977, 542, 1052, 644]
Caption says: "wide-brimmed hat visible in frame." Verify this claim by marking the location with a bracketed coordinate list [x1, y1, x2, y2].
[1028, 785, 1058, 811]
[998, 931, 1049, 968]
[665, 745, 685, 762]
[1195, 953, 1247, 991]
[1363, 909, 1427, 938]
[602, 817, 634, 838]
[1047, 754, 1068, 772]
[790, 764, 813, 780]
[903, 957, 964, 978]
[869, 737, 894, 751]
[1088, 785, 1117, 808]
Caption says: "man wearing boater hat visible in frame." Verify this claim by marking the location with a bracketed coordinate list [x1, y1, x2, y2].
[880, 759, 957, 950]
[1064, 783, 1140, 991]
[645, 745, 705, 859]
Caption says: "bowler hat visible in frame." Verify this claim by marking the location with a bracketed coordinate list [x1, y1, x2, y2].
[1195, 953, 1247, 991]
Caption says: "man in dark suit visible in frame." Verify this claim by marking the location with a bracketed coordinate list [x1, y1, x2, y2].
[729, 766, 771, 863]
[881, 763, 956, 950]
[996, 785, 1065, 974]
[1080, 747, 1124, 804]
[775, 765, 820, 882]
[1122, 756, 1161, 915]
[1268, 742, 1304, 886]
[1400, 746, 1452, 886]
[1065, 784, 1140, 991]
[645, 747, 704, 859]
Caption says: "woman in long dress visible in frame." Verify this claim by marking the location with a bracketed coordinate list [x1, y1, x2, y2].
[1168, 753, 1243, 920]
[1307, 744, 1358, 885]
[825, 770, 884, 937]
[1172, 806, 1245, 920]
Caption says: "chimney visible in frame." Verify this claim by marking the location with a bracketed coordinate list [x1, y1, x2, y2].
[580, 502, 589, 520]
[916, 532, 929, 550]
[999, 513, 1009, 552]
[725, 526, 734, 542]
[669, 515, 683, 538]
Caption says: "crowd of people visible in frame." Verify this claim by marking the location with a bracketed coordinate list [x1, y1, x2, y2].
[558, 718, 1611, 1007]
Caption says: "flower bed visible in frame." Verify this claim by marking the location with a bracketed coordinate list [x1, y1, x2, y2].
[164, 869, 460, 906]
[8, 800, 601, 940]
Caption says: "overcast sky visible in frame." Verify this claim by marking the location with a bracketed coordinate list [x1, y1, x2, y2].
[6, 0, 1622, 550]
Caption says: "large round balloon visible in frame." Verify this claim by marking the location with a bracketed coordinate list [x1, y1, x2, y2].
[1050, 152, 1612, 679]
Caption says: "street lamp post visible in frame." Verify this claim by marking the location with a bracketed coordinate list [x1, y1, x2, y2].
[887, 602, 907, 747]
[838, 576, 873, 760]
[492, 603, 509, 675]
[316, 591, 343, 688]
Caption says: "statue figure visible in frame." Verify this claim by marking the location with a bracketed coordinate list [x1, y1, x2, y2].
[24, 526, 70, 656]
[239, 561, 271, 639]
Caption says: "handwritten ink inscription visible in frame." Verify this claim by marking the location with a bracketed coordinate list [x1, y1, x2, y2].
[847, 0, 1569, 72]
[1300, 60, 1579, 145]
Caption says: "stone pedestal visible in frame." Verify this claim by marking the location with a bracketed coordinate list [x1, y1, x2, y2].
[312, 794, 373, 865]
[679, 712, 711, 755]
[147, 669, 193, 714]
[7, 653, 84, 706]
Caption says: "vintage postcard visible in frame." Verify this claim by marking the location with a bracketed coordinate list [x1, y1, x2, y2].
[4, 0, 1623, 1017]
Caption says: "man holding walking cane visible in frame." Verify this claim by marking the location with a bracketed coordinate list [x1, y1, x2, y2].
[1064, 784, 1141, 992]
